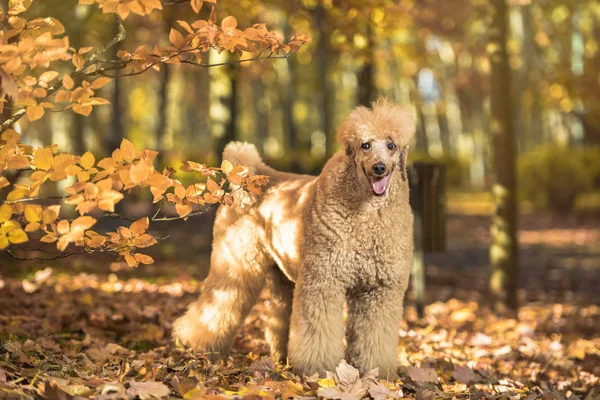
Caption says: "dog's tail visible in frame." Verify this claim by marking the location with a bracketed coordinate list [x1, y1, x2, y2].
[222, 141, 266, 175]
[222, 141, 273, 210]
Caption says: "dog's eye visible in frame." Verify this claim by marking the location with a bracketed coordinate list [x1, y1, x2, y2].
[387, 142, 396, 151]
[361, 142, 371, 150]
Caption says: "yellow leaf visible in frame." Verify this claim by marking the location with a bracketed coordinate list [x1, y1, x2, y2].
[62, 74, 74, 90]
[33, 147, 53, 171]
[25, 222, 40, 232]
[0, 236, 8, 249]
[24, 204, 42, 223]
[130, 217, 149, 235]
[80, 151, 95, 170]
[221, 159, 233, 175]
[0, 177, 9, 189]
[6, 187, 29, 202]
[0, 204, 12, 223]
[8, 228, 28, 244]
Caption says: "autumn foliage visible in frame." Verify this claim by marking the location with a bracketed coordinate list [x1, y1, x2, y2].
[0, 0, 307, 264]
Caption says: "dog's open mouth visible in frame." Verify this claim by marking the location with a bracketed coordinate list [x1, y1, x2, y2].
[367, 173, 391, 196]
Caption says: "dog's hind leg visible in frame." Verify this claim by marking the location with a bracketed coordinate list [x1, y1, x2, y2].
[173, 215, 268, 357]
[265, 267, 294, 363]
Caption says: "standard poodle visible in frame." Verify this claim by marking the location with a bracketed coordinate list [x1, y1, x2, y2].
[173, 99, 415, 377]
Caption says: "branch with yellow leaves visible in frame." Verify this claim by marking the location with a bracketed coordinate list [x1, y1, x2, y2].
[0, 132, 268, 267]
[0, 0, 309, 133]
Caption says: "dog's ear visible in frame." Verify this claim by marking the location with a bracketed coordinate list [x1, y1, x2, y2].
[399, 145, 409, 182]
[345, 144, 353, 156]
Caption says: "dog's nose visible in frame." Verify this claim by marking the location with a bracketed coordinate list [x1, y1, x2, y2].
[372, 162, 387, 176]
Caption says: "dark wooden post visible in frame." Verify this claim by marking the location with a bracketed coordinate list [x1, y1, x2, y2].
[409, 162, 447, 319]
[409, 164, 425, 319]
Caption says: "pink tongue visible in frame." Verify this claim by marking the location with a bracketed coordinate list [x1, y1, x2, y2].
[370, 175, 390, 195]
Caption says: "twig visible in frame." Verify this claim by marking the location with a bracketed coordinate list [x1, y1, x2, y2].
[4, 248, 87, 261]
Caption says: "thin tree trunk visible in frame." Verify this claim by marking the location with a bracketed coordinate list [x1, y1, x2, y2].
[437, 103, 451, 154]
[252, 76, 268, 153]
[315, 1, 333, 156]
[489, 0, 519, 313]
[357, 24, 374, 107]
[416, 103, 429, 153]
[216, 63, 238, 157]
[156, 63, 170, 167]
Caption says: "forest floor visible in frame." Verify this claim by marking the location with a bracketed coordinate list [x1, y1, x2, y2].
[0, 204, 598, 399]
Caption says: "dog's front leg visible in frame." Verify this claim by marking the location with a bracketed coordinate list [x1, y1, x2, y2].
[288, 273, 345, 377]
[345, 285, 405, 379]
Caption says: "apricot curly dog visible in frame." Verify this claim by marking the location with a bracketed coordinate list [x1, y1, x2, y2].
[173, 99, 415, 377]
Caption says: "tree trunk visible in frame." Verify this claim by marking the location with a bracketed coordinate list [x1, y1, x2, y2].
[156, 63, 170, 167]
[315, 1, 333, 156]
[437, 103, 451, 154]
[216, 63, 238, 158]
[489, 0, 519, 313]
[281, 21, 299, 169]
[357, 24, 374, 107]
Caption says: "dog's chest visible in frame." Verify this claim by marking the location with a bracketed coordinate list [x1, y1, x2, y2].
[339, 210, 408, 284]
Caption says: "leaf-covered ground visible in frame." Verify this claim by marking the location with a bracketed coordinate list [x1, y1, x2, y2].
[0, 211, 598, 399]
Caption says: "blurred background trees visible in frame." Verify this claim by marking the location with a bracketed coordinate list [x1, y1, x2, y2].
[9, 0, 599, 213]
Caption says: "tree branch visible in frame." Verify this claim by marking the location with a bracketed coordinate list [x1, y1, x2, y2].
[0, 15, 127, 133]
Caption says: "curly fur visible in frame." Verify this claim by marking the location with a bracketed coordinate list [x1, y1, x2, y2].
[173, 99, 416, 377]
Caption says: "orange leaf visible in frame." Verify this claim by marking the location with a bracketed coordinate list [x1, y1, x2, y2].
[26, 104, 44, 121]
[71, 216, 97, 232]
[62, 74, 74, 90]
[130, 217, 149, 235]
[72, 103, 93, 116]
[39, 71, 59, 83]
[175, 203, 192, 217]
[190, 0, 203, 13]
[169, 28, 185, 49]
[222, 16, 237, 30]
[72, 54, 84, 70]
[120, 139, 136, 162]
[206, 177, 219, 192]
[134, 253, 154, 265]
[8, 154, 30, 169]
[125, 254, 138, 268]
[129, 160, 152, 184]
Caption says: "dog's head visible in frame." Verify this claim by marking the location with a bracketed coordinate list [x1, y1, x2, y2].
[336, 99, 415, 197]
